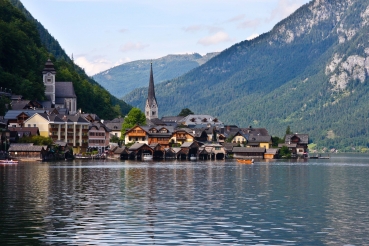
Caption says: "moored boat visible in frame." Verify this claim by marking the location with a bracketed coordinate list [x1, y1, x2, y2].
[0, 160, 19, 164]
[143, 153, 153, 160]
[236, 159, 254, 164]
[190, 154, 197, 161]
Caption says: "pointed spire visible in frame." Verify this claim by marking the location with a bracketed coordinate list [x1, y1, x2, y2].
[147, 62, 156, 105]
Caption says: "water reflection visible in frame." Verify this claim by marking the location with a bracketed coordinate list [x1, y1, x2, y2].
[0, 158, 369, 245]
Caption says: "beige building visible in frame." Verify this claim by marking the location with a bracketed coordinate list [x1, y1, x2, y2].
[24, 113, 90, 153]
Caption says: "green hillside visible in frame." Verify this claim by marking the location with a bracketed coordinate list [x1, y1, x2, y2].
[1, 0, 131, 119]
[93, 53, 218, 98]
[124, 0, 369, 151]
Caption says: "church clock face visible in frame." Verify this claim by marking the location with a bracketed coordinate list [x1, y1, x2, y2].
[46, 73, 52, 83]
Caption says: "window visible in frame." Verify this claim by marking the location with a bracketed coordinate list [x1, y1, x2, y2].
[28, 124, 31, 127]
[152, 111, 156, 115]
[115, 133, 117, 136]
[34, 124, 36, 127]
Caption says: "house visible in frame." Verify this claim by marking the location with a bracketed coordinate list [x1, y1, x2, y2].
[203, 143, 226, 160]
[170, 128, 195, 145]
[104, 117, 124, 139]
[280, 134, 309, 157]
[88, 123, 111, 153]
[264, 148, 279, 159]
[8, 143, 47, 159]
[8, 127, 40, 142]
[231, 127, 272, 149]
[5, 110, 47, 127]
[147, 126, 174, 148]
[23, 113, 90, 153]
[180, 141, 200, 159]
[232, 147, 266, 159]
[124, 125, 149, 144]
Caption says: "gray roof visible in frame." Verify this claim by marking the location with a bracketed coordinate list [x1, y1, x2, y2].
[161, 116, 184, 123]
[4, 110, 47, 120]
[278, 143, 297, 148]
[11, 100, 30, 110]
[266, 148, 279, 154]
[55, 82, 76, 98]
[285, 134, 309, 144]
[128, 143, 147, 151]
[233, 147, 266, 153]
[8, 143, 47, 152]
[105, 122, 122, 131]
[178, 114, 223, 126]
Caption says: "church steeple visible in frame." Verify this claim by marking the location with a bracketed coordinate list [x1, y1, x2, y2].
[145, 62, 158, 120]
[43, 59, 56, 105]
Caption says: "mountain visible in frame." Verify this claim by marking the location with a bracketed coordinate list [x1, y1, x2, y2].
[124, 0, 369, 151]
[93, 53, 219, 98]
[3, 0, 131, 119]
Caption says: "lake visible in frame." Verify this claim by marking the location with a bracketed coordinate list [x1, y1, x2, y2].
[1, 155, 369, 245]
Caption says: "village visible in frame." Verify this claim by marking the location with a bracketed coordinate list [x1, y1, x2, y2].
[0, 60, 309, 161]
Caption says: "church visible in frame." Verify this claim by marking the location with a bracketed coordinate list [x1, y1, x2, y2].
[145, 63, 158, 120]
[42, 59, 77, 114]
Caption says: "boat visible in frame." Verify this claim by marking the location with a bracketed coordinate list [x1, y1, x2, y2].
[0, 160, 19, 164]
[190, 154, 197, 161]
[236, 159, 254, 164]
[143, 153, 153, 160]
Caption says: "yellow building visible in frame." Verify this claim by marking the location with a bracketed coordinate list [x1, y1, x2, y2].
[24, 113, 90, 153]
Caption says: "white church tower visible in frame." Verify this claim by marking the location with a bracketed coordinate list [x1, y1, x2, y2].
[42, 59, 56, 105]
[145, 63, 158, 120]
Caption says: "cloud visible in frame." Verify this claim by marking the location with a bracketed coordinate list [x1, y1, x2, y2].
[119, 28, 128, 33]
[183, 25, 203, 33]
[74, 56, 132, 76]
[183, 25, 223, 34]
[246, 33, 259, 40]
[238, 18, 263, 29]
[268, 0, 307, 22]
[226, 14, 245, 23]
[120, 42, 149, 52]
[198, 31, 231, 46]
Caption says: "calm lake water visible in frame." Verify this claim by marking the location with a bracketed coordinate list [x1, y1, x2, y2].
[1, 155, 369, 245]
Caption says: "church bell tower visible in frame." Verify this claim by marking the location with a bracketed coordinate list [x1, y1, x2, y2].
[145, 63, 158, 120]
[42, 59, 56, 105]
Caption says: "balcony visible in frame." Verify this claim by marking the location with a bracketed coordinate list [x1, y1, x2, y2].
[128, 132, 147, 137]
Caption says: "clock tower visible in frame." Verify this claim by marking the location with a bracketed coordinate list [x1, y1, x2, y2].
[42, 59, 56, 105]
[145, 63, 158, 120]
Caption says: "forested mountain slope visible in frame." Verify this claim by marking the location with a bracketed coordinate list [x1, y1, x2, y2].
[93, 53, 218, 98]
[124, 0, 369, 151]
[2, 0, 131, 119]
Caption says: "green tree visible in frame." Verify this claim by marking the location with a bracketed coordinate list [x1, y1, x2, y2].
[279, 146, 291, 158]
[178, 108, 194, 117]
[120, 108, 146, 138]
[272, 136, 284, 148]
[286, 126, 292, 135]
[19, 135, 53, 145]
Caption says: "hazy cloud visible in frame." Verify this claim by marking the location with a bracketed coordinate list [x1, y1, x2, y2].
[183, 25, 203, 33]
[238, 18, 263, 29]
[227, 14, 245, 23]
[119, 28, 128, 33]
[120, 42, 149, 52]
[198, 31, 231, 46]
[246, 33, 259, 40]
[268, 0, 306, 22]
[75, 56, 113, 76]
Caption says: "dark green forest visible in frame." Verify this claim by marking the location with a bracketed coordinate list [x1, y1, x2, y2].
[123, 0, 369, 151]
[0, 0, 131, 119]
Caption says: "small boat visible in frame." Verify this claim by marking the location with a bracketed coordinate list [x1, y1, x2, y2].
[143, 153, 153, 160]
[0, 160, 19, 164]
[190, 154, 197, 161]
[236, 159, 254, 164]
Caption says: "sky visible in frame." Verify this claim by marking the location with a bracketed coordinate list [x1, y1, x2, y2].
[20, 0, 310, 76]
